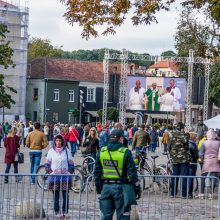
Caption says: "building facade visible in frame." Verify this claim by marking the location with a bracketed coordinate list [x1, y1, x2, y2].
[0, 0, 28, 122]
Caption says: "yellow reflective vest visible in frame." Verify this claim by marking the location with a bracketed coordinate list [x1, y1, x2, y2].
[100, 146, 127, 179]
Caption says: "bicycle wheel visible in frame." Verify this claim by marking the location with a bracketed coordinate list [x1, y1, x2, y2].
[155, 166, 169, 192]
[193, 177, 199, 193]
[72, 165, 85, 193]
[36, 165, 48, 191]
[82, 156, 96, 175]
[137, 170, 145, 191]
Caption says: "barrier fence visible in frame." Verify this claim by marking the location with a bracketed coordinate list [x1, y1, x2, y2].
[0, 174, 220, 219]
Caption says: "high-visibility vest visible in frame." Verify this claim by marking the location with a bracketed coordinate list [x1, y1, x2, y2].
[100, 146, 127, 179]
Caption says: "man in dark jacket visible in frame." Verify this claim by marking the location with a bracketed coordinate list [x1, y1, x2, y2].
[94, 129, 141, 220]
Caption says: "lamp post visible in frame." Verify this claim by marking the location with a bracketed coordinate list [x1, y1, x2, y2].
[79, 90, 84, 124]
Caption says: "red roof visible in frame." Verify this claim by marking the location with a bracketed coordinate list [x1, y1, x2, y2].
[29, 58, 121, 83]
[148, 60, 179, 73]
[0, 0, 18, 9]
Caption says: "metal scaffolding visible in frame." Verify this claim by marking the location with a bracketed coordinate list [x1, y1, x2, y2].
[103, 50, 211, 127]
[203, 51, 211, 121]
[185, 49, 194, 129]
[119, 49, 128, 126]
[102, 49, 110, 125]
[0, 0, 29, 121]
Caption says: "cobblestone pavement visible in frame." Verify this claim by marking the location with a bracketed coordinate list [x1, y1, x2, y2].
[0, 142, 219, 219]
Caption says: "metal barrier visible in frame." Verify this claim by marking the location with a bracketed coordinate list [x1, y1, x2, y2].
[0, 174, 220, 219]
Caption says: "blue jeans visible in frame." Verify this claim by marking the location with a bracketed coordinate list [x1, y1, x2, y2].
[150, 143, 157, 152]
[29, 151, 42, 183]
[188, 164, 197, 196]
[100, 184, 131, 220]
[70, 141, 77, 157]
[5, 162, 18, 182]
[53, 190, 69, 214]
[171, 163, 189, 197]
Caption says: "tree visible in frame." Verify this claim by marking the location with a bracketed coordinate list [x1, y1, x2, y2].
[60, 0, 220, 39]
[209, 62, 220, 108]
[174, 6, 220, 117]
[97, 107, 119, 122]
[161, 50, 176, 57]
[0, 24, 17, 109]
[28, 37, 64, 61]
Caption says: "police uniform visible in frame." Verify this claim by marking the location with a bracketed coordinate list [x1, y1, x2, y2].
[94, 129, 140, 220]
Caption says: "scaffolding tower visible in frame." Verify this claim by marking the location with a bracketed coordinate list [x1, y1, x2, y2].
[0, 0, 29, 121]
[103, 49, 211, 128]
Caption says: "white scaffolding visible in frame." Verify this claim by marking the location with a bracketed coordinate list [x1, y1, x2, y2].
[103, 49, 211, 128]
[0, 0, 29, 121]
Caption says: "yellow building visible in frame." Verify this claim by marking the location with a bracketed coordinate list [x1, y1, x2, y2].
[147, 60, 179, 77]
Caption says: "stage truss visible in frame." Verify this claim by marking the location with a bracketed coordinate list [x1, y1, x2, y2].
[102, 49, 211, 128]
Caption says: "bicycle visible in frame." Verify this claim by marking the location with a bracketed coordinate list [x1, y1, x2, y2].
[135, 150, 169, 192]
[77, 154, 96, 192]
[36, 164, 84, 193]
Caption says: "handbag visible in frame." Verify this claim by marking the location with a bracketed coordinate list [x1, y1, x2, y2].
[15, 149, 24, 164]
[107, 148, 137, 206]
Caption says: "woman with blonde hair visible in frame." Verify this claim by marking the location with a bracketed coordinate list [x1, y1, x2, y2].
[4, 127, 20, 183]
[83, 127, 99, 172]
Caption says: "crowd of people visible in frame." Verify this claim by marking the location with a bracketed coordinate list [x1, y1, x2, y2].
[1, 120, 220, 218]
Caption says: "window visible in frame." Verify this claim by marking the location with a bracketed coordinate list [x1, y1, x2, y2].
[34, 88, 38, 97]
[52, 112, 59, 122]
[87, 87, 96, 102]
[33, 111, 37, 121]
[53, 89, 59, 101]
[68, 90, 74, 102]
[33, 88, 38, 101]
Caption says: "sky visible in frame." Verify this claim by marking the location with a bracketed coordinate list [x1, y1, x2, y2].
[28, 0, 182, 55]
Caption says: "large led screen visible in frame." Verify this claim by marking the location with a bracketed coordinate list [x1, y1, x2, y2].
[127, 76, 186, 112]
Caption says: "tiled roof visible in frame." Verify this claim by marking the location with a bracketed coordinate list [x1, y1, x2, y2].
[28, 58, 121, 83]
[148, 60, 179, 73]
[0, 0, 18, 9]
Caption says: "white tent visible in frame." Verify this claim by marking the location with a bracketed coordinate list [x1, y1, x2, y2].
[204, 114, 220, 130]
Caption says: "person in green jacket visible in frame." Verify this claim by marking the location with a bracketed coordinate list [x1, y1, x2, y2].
[94, 129, 141, 220]
[145, 82, 160, 111]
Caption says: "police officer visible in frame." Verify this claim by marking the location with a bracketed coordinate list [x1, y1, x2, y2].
[94, 129, 141, 220]
[169, 122, 190, 198]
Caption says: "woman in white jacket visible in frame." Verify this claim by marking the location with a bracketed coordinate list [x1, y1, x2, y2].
[45, 135, 74, 218]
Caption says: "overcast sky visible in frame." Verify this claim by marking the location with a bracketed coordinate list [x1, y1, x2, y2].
[29, 0, 182, 55]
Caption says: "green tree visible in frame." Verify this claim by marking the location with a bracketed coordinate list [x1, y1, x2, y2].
[28, 37, 64, 61]
[161, 50, 176, 57]
[60, 0, 220, 39]
[0, 24, 17, 109]
[174, 6, 220, 117]
[97, 107, 119, 122]
[209, 62, 220, 108]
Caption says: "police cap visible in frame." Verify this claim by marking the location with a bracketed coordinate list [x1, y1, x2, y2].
[110, 129, 124, 141]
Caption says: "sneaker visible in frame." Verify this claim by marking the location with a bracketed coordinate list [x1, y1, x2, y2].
[208, 194, 213, 200]
[4, 180, 8, 184]
[63, 213, 71, 218]
[55, 213, 63, 218]
[195, 194, 204, 199]
[31, 182, 35, 185]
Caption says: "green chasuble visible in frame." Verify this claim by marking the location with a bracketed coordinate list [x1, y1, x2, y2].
[145, 89, 160, 111]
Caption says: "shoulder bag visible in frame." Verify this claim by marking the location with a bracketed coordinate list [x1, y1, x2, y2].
[107, 148, 137, 206]
[15, 149, 24, 164]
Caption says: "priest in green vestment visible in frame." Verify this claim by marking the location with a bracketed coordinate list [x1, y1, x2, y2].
[145, 83, 160, 111]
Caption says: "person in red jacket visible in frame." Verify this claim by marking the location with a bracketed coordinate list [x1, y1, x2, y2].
[4, 127, 20, 183]
[68, 125, 79, 157]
